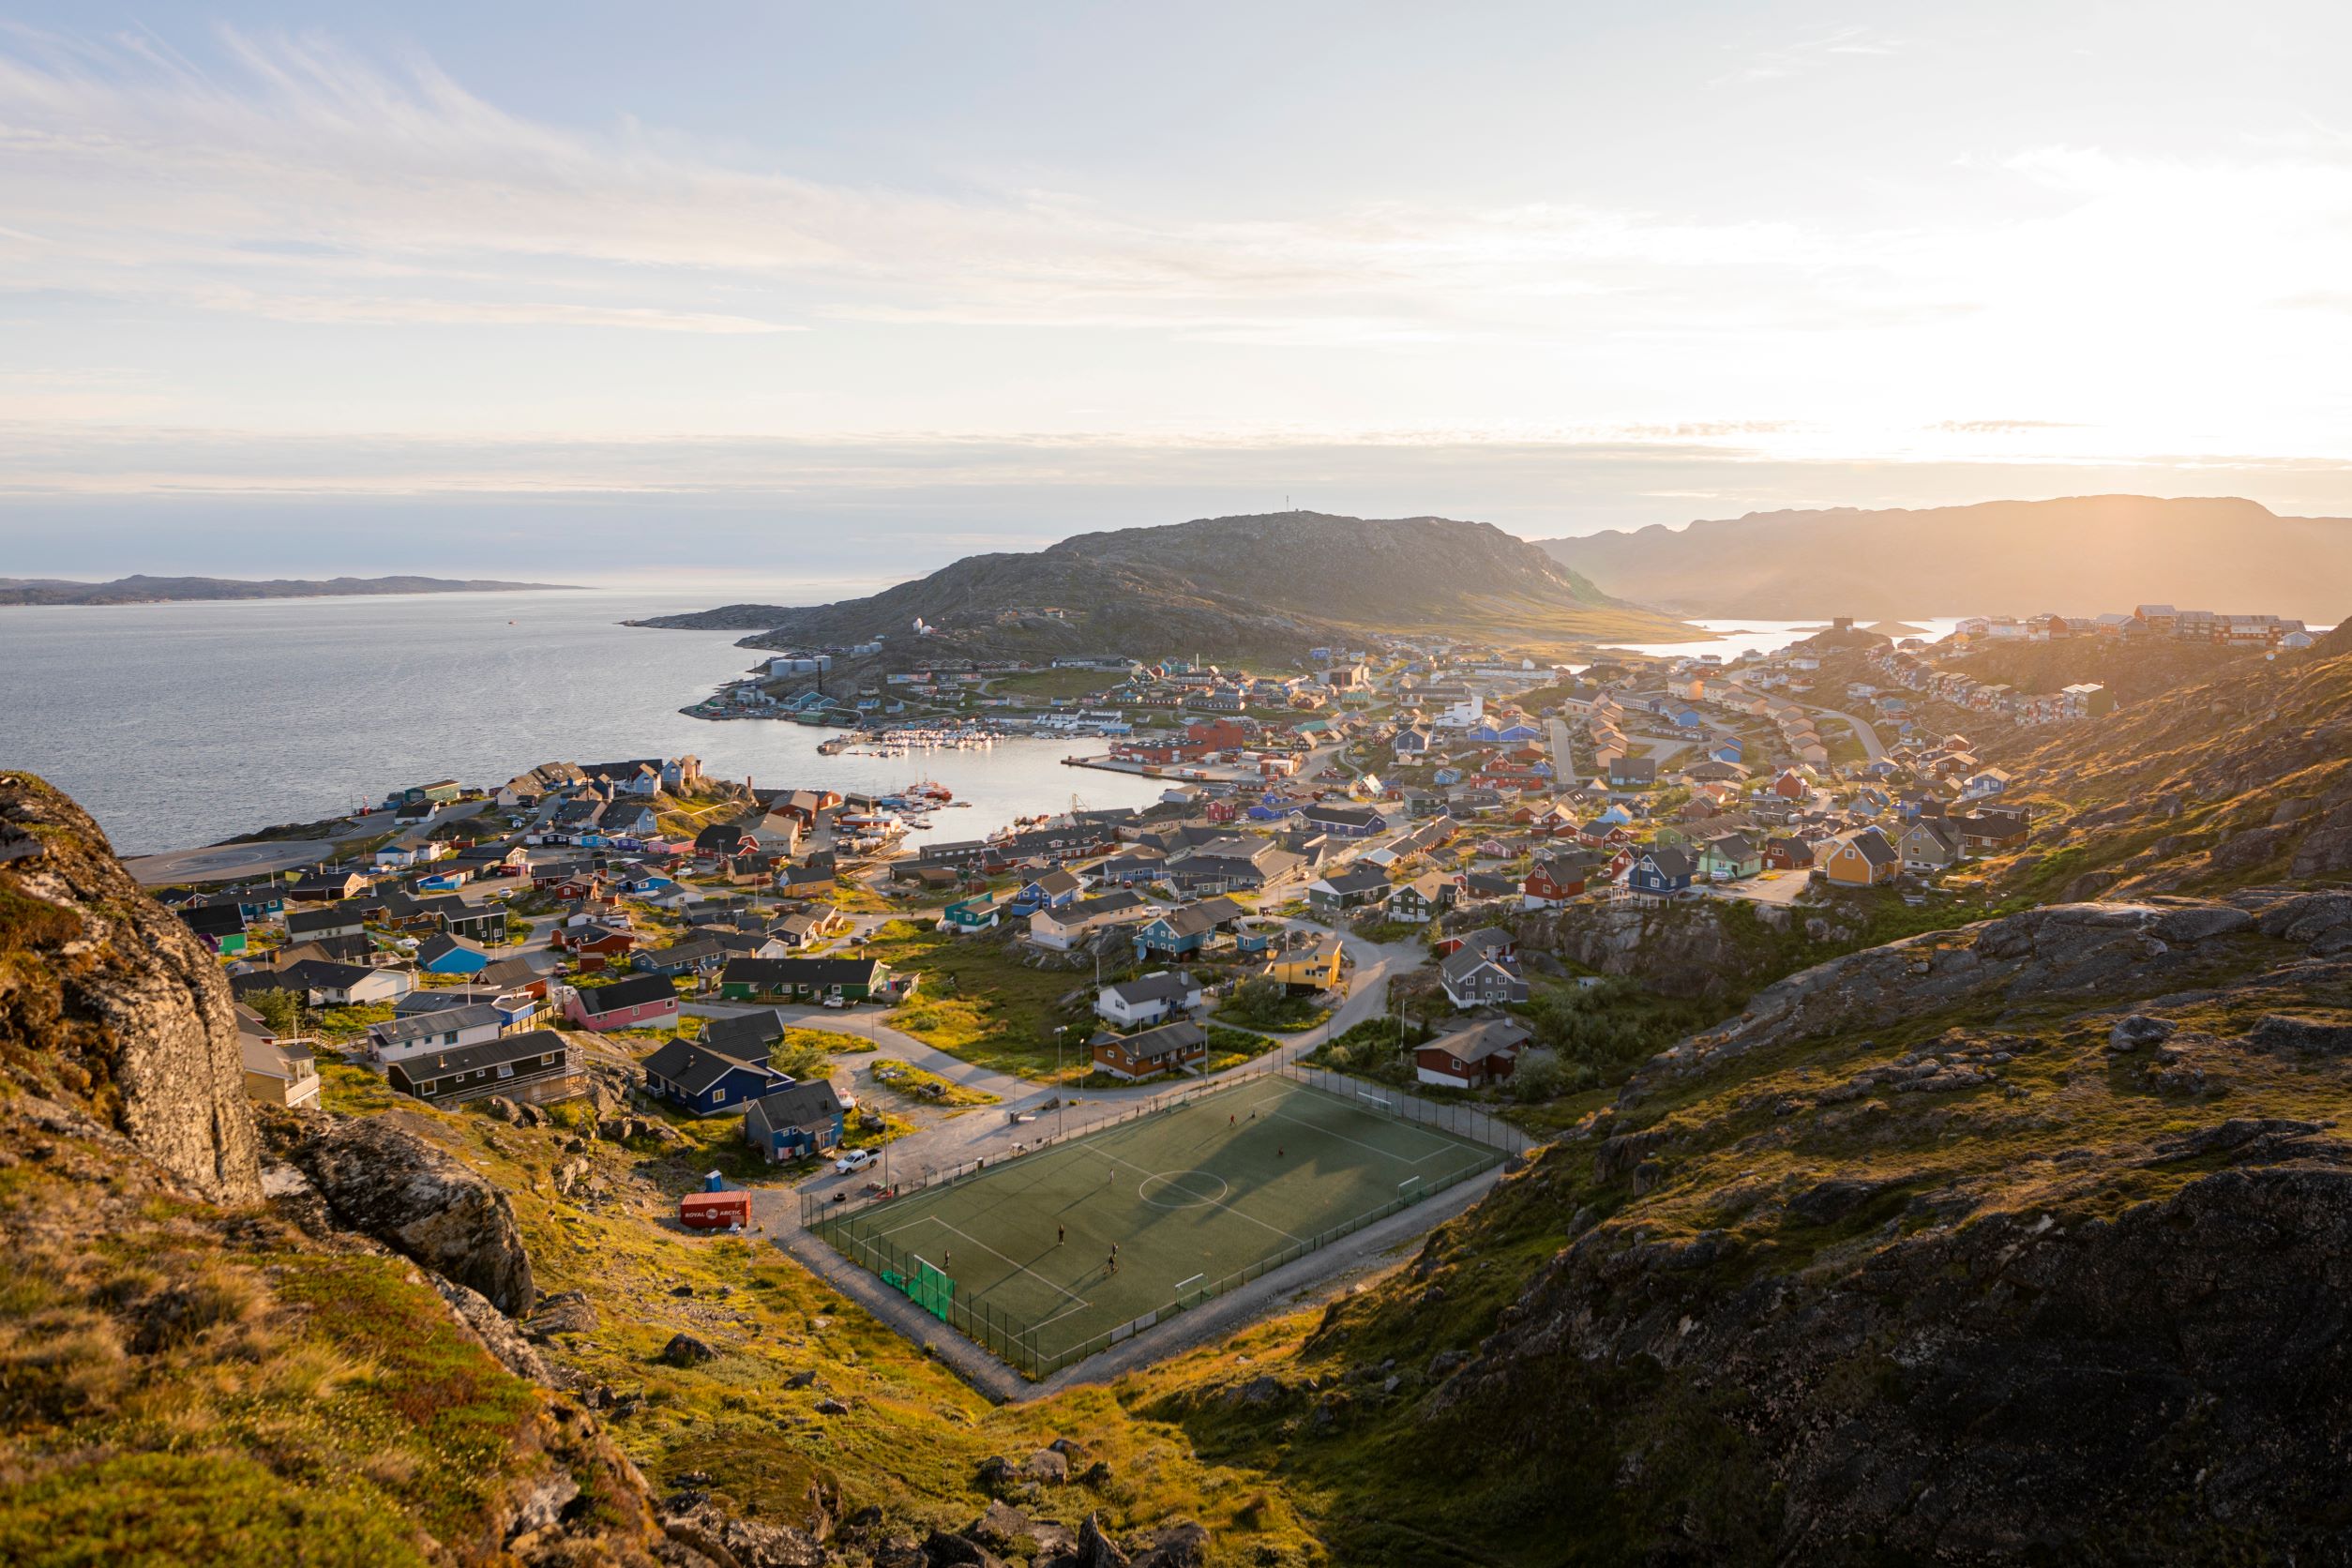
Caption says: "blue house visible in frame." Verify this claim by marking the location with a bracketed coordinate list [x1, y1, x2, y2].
[216, 889, 285, 921]
[1711, 738, 1744, 764]
[415, 869, 472, 893]
[642, 1036, 786, 1116]
[743, 1079, 849, 1162]
[1008, 867, 1082, 915]
[1494, 722, 1543, 744]
[1134, 902, 1221, 960]
[1301, 804, 1387, 838]
[415, 933, 490, 975]
[1246, 800, 1297, 822]
[1626, 846, 1696, 897]
[1432, 766, 1464, 786]
[1232, 922, 1283, 956]
[1670, 707, 1705, 730]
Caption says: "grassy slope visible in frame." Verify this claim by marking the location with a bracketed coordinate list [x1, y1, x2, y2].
[1980, 635, 2352, 898]
[0, 1139, 576, 1568]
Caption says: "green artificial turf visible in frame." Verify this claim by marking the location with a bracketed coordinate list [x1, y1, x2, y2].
[816, 1077, 1499, 1375]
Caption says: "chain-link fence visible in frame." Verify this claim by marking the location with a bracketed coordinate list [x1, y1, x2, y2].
[807, 1061, 1529, 1379]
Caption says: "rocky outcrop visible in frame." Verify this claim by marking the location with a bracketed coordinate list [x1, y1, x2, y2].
[1510, 897, 1784, 1000]
[0, 772, 261, 1202]
[1630, 892, 2301, 1090]
[283, 1113, 535, 1314]
[1433, 1155, 2352, 1562]
[660, 1492, 826, 1567]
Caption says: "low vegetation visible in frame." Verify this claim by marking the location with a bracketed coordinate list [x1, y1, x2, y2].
[867, 921, 1089, 1077]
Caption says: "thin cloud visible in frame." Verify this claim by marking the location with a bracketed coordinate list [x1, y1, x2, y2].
[1710, 26, 1904, 87]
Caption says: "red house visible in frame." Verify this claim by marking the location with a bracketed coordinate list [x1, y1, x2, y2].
[1414, 1018, 1531, 1089]
[1772, 769, 1812, 801]
[678, 1191, 752, 1231]
[1186, 717, 1255, 750]
[565, 972, 679, 1033]
[1522, 854, 1593, 908]
[554, 924, 636, 957]
[1761, 836, 1815, 871]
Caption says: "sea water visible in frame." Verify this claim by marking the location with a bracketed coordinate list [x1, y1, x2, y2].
[0, 590, 1166, 854]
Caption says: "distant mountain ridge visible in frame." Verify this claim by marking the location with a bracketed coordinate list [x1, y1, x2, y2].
[1537, 495, 2352, 620]
[640, 510, 1687, 658]
[0, 574, 575, 606]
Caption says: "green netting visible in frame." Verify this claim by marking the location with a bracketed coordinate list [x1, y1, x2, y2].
[908, 1260, 954, 1319]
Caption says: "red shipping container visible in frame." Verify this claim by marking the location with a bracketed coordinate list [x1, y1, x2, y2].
[678, 1192, 752, 1231]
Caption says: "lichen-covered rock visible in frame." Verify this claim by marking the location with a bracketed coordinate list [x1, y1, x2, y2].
[1631, 894, 2325, 1090]
[1432, 1159, 2352, 1563]
[286, 1114, 534, 1313]
[0, 772, 261, 1202]
[661, 1495, 825, 1568]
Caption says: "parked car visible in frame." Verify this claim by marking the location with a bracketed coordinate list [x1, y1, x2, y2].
[834, 1148, 877, 1174]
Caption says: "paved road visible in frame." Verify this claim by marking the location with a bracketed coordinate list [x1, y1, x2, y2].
[1806, 704, 1887, 761]
[1545, 717, 1580, 789]
[126, 798, 491, 886]
[728, 921, 1428, 1206]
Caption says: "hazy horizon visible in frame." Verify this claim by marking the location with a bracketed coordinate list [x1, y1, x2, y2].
[9, 2, 2352, 574]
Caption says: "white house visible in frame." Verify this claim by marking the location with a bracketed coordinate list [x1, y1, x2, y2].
[1095, 970, 1205, 1029]
[367, 1003, 506, 1065]
[1432, 692, 1485, 731]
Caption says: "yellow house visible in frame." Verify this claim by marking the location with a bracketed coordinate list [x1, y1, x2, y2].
[1262, 934, 1345, 992]
[1818, 826, 1901, 887]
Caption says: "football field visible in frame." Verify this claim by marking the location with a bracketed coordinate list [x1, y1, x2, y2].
[812, 1075, 1502, 1374]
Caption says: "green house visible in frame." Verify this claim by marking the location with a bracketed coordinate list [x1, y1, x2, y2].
[942, 894, 1003, 931]
[1696, 831, 1763, 881]
[718, 956, 891, 1004]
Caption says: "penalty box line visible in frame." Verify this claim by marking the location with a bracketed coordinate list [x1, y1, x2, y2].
[876, 1214, 1094, 1319]
[1225, 1082, 1462, 1168]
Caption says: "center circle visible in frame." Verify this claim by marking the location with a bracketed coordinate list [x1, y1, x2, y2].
[1137, 1170, 1229, 1209]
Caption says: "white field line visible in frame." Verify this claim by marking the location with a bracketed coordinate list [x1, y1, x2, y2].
[886, 1213, 1095, 1314]
[1232, 1083, 1461, 1168]
[1088, 1140, 1309, 1244]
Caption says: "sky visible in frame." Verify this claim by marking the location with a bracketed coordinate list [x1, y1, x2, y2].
[6, 1, 2352, 590]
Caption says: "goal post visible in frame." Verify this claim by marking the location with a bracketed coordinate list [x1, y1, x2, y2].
[903, 1255, 955, 1320]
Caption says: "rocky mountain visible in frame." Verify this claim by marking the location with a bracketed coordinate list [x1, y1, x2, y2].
[1537, 495, 2352, 620]
[0, 574, 571, 605]
[638, 511, 1687, 660]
